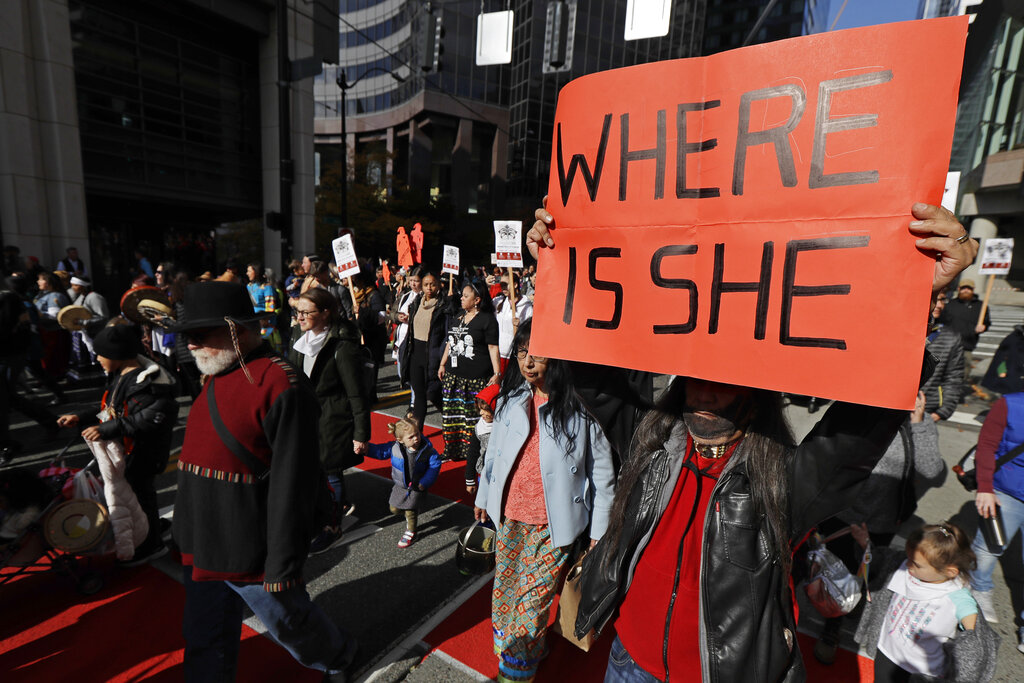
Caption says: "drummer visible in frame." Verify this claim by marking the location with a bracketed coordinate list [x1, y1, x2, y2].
[68, 276, 110, 368]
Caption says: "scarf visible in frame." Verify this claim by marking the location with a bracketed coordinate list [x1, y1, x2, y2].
[293, 328, 329, 358]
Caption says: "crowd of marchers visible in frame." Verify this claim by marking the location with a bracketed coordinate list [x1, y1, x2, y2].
[1, 201, 1023, 683]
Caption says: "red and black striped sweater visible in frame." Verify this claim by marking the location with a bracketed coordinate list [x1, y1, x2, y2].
[172, 347, 322, 591]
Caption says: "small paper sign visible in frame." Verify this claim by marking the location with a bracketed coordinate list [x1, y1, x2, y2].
[476, 10, 514, 66]
[979, 238, 1014, 275]
[332, 234, 360, 280]
[494, 220, 523, 268]
[443, 245, 460, 275]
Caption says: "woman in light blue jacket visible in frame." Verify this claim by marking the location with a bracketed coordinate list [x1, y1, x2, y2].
[474, 318, 615, 683]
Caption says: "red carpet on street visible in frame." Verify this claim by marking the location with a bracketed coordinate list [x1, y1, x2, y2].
[0, 559, 320, 683]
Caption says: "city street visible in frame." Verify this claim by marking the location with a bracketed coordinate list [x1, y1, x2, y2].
[2, 299, 1023, 681]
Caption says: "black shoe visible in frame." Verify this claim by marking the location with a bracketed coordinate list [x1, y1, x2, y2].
[0, 442, 22, 466]
[813, 618, 842, 665]
[119, 540, 169, 568]
[309, 526, 344, 555]
[159, 518, 172, 536]
[322, 639, 359, 682]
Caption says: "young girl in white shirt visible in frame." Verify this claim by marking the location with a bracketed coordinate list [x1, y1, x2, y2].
[875, 522, 979, 682]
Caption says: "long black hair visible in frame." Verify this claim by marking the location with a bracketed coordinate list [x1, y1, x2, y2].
[603, 377, 796, 572]
[462, 279, 494, 313]
[496, 318, 582, 451]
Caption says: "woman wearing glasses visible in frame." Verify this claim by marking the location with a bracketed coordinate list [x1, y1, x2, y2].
[289, 288, 371, 554]
[474, 318, 615, 683]
[438, 281, 500, 468]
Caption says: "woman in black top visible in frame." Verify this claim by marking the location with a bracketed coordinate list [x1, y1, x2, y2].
[438, 281, 500, 465]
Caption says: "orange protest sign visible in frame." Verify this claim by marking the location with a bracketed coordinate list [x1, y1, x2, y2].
[531, 18, 968, 410]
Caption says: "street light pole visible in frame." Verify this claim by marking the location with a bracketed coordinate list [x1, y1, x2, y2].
[336, 67, 405, 230]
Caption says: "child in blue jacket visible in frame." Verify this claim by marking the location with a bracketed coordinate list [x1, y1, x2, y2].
[367, 416, 442, 548]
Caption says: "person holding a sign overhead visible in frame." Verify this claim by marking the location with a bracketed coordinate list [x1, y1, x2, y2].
[527, 200, 979, 683]
[438, 281, 500, 468]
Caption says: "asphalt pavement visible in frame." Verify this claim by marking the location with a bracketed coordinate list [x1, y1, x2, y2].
[4, 317, 1024, 681]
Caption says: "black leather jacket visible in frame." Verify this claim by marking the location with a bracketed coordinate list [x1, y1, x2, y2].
[575, 400, 906, 683]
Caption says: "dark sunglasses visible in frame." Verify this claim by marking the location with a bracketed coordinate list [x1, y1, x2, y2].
[182, 327, 220, 345]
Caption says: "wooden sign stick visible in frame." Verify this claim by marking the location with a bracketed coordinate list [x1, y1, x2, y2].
[978, 273, 996, 327]
[507, 266, 518, 333]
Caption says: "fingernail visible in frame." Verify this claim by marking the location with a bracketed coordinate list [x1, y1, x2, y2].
[913, 202, 927, 211]
[909, 221, 924, 227]
[544, 215, 552, 223]
[915, 239, 926, 245]
[545, 237, 554, 246]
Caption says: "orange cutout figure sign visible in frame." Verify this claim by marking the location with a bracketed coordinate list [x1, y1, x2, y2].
[531, 18, 968, 410]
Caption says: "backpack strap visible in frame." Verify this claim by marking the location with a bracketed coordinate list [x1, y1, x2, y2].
[995, 439, 1024, 472]
[205, 378, 270, 480]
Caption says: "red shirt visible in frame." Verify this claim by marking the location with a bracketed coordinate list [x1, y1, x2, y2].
[614, 435, 736, 680]
[504, 394, 548, 524]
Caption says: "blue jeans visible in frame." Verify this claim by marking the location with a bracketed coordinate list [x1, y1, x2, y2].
[182, 565, 355, 682]
[971, 490, 1024, 621]
[604, 635, 664, 683]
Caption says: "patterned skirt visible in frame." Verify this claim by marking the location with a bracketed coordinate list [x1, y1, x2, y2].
[441, 373, 488, 460]
[491, 518, 570, 683]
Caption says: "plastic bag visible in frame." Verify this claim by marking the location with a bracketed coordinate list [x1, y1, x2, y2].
[804, 547, 862, 618]
[72, 469, 104, 504]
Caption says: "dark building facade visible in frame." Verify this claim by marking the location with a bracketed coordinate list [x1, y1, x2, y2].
[703, 0, 808, 54]
[70, 0, 264, 290]
[1, 0, 323, 299]
[315, 0, 709, 223]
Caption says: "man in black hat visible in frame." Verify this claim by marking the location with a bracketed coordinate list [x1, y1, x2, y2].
[169, 281, 356, 681]
[939, 278, 991, 384]
[57, 324, 177, 564]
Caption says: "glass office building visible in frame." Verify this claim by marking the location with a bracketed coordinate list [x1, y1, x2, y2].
[314, 0, 510, 218]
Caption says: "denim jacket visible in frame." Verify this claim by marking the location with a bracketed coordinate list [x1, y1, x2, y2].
[474, 386, 615, 548]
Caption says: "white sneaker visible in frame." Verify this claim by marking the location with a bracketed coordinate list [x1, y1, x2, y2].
[973, 589, 999, 624]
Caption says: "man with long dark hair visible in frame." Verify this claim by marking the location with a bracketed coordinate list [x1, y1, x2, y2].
[526, 200, 979, 682]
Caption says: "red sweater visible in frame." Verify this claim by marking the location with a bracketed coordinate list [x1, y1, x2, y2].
[614, 436, 736, 680]
[173, 349, 322, 591]
[976, 397, 1006, 494]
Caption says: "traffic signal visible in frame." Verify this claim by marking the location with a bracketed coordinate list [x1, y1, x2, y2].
[419, 8, 442, 72]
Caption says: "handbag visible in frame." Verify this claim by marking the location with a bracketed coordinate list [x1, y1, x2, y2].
[804, 546, 862, 618]
[72, 468, 105, 504]
[552, 550, 596, 652]
[953, 440, 1024, 491]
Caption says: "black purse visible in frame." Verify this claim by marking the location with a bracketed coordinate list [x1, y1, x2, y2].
[953, 440, 1024, 491]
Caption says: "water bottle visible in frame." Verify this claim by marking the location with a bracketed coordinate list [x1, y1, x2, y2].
[980, 507, 1007, 552]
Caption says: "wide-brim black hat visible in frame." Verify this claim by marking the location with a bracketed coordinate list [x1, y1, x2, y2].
[167, 281, 272, 333]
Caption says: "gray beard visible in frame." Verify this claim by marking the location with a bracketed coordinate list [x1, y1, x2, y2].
[191, 347, 236, 376]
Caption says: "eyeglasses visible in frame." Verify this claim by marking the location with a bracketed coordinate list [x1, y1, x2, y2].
[183, 327, 219, 345]
[514, 347, 547, 362]
[293, 309, 321, 319]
